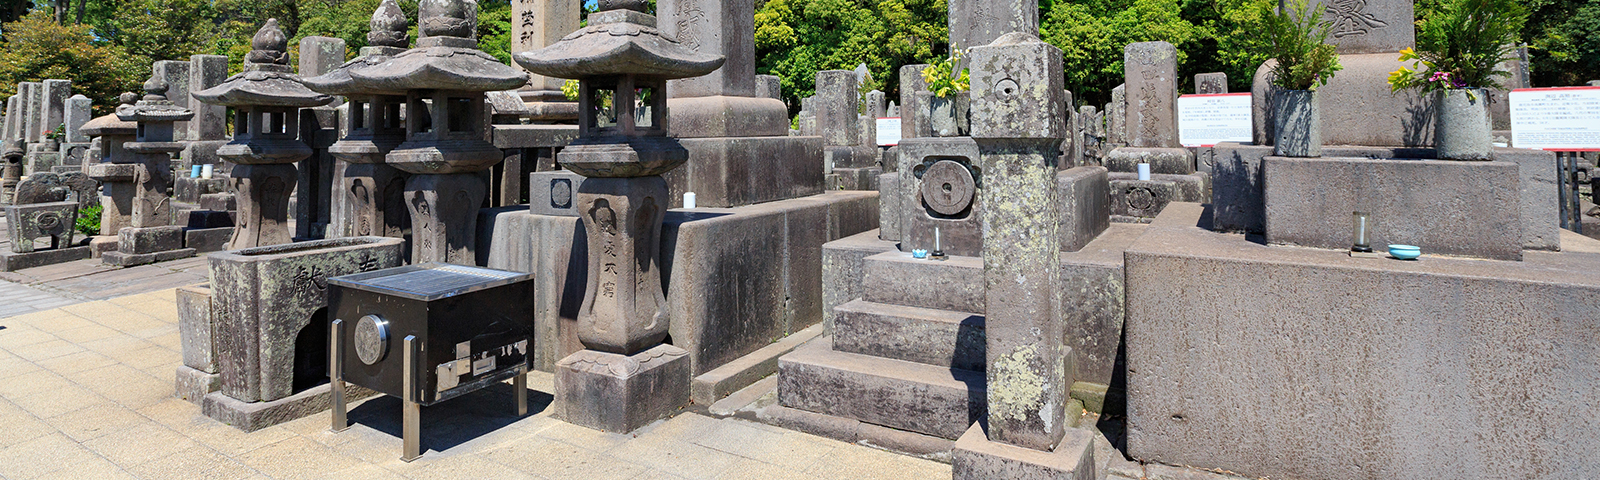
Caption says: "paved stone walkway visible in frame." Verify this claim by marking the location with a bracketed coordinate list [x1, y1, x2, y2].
[0, 280, 81, 319]
[0, 289, 952, 480]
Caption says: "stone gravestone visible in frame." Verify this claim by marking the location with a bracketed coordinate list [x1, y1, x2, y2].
[756, 74, 781, 100]
[153, 61, 191, 142]
[511, 0, 580, 102]
[13, 172, 69, 205]
[41, 80, 70, 140]
[1107, 84, 1126, 146]
[948, 0, 1038, 51]
[63, 95, 91, 143]
[865, 90, 886, 118]
[1310, 0, 1414, 55]
[21, 83, 40, 149]
[815, 71, 860, 149]
[1196, 72, 1228, 94]
[297, 36, 347, 240]
[900, 64, 931, 140]
[1125, 42, 1179, 149]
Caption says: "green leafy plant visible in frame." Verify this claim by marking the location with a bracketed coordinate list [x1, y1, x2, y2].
[1388, 0, 1529, 95]
[75, 204, 101, 237]
[921, 51, 970, 99]
[561, 79, 580, 101]
[1260, 0, 1342, 91]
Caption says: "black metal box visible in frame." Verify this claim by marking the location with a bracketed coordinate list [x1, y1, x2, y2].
[328, 263, 535, 405]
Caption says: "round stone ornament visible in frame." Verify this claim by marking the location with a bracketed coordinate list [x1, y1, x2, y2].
[920, 160, 976, 216]
[354, 315, 391, 365]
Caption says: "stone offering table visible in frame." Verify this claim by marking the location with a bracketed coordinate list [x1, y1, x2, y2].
[0, 197, 91, 271]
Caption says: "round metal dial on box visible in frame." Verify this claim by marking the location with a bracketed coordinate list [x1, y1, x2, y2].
[328, 263, 536, 405]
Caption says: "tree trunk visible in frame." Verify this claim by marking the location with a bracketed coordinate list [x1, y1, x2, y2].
[53, 0, 64, 23]
[74, 0, 84, 24]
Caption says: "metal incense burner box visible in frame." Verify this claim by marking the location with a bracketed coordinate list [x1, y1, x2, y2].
[326, 263, 535, 461]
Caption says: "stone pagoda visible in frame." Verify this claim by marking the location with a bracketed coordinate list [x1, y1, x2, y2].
[347, 0, 528, 265]
[82, 93, 142, 252]
[515, 0, 724, 433]
[194, 19, 335, 250]
[102, 75, 196, 267]
[304, 0, 413, 244]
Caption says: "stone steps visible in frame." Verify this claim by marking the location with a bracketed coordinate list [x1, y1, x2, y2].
[862, 251, 984, 313]
[831, 299, 985, 372]
[778, 337, 985, 440]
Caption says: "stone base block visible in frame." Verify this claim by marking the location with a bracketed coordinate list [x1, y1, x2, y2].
[1263, 156, 1522, 260]
[185, 227, 232, 253]
[554, 344, 691, 433]
[201, 382, 377, 432]
[864, 251, 984, 314]
[176, 284, 216, 372]
[1109, 179, 1174, 219]
[0, 246, 91, 271]
[1058, 166, 1110, 252]
[180, 140, 228, 172]
[175, 365, 220, 405]
[665, 136, 825, 208]
[1107, 172, 1205, 203]
[199, 193, 236, 212]
[527, 170, 583, 217]
[690, 323, 822, 406]
[118, 225, 185, 254]
[952, 422, 1097, 480]
[101, 248, 195, 267]
[826, 145, 883, 170]
[174, 176, 229, 204]
[832, 299, 986, 372]
[829, 167, 881, 191]
[778, 337, 984, 440]
[491, 124, 580, 149]
[1105, 147, 1194, 175]
[1125, 203, 1600, 479]
[758, 404, 955, 460]
[666, 95, 791, 138]
[821, 230, 898, 332]
[877, 173, 901, 241]
[1253, 54, 1435, 147]
[88, 236, 117, 258]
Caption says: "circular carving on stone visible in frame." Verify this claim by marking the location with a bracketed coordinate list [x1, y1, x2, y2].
[996, 79, 1020, 99]
[354, 315, 390, 365]
[1128, 187, 1156, 211]
[551, 178, 572, 209]
[921, 160, 975, 216]
[35, 212, 60, 231]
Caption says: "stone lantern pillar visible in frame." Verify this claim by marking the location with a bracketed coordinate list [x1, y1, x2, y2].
[82, 93, 141, 238]
[347, 0, 528, 265]
[304, 0, 412, 243]
[515, 0, 724, 433]
[102, 76, 196, 266]
[194, 19, 335, 250]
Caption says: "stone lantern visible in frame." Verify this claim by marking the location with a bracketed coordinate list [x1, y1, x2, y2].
[194, 19, 334, 250]
[347, 0, 528, 264]
[514, 0, 723, 433]
[82, 93, 141, 237]
[303, 0, 412, 242]
[102, 75, 196, 266]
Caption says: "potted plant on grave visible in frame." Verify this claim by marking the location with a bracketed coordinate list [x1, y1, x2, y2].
[1260, 0, 1342, 157]
[1387, 0, 1528, 161]
[43, 123, 65, 150]
[923, 51, 970, 137]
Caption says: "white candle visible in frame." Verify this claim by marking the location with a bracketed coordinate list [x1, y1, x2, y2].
[683, 192, 696, 209]
[1137, 163, 1151, 181]
[934, 227, 941, 251]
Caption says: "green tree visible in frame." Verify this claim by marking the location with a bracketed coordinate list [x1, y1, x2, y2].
[0, 10, 143, 115]
[755, 0, 946, 112]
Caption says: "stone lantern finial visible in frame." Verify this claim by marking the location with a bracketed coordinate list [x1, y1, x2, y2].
[368, 0, 410, 48]
[419, 0, 476, 39]
[142, 78, 167, 102]
[246, 19, 290, 66]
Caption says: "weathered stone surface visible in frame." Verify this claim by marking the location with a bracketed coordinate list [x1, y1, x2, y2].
[876, 173, 900, 241]
[151, 61, 193, 141]
[815, 71, 860, 147]
[63, 95, 92, 143]
[118, 224, 184, 254]
[101, 246, 195, 267]
[692, 323, 821, 407]
[660, 0, 757, 98]
[229, 164, 297, 250]
[202, 382, 375, 432]
[554, 344, 691, 433]
[20, 83, 40, 144]
[900, 65, 932, 140]
[779, 337, 985, 440]
[1124, 42, 1178, 148]
[174, 176, 229, 204]
[0, 245, 91, 271]
[492, 124, 580, 149]
[329, 162, 408, 239]
[406, 172, 488, 265]
[1110, 179, 1174, 220]
[1262, 156, 1522, 260]
[5, 200, 77, 253]
[1104, 146, 1192, 175]
[948, 0, 1038, 51]
[511, 0, 581, 92]
[832, 299, 986, 371]
[1194, 72, 1227, 94]
[188, 55, 231, 142]
[1125, 202, 1600, 480]
[821, 230, 898, 332]
[1060, 222, 1140, 388]
[186, 227, 234, 253]
[199, 193, 237, 212]
[209, 236, 404, 403]
[661, 135, 824, 207]
[1494, 147, 1560, 251]
[1305, 0, 1415, 55]
[528, 169, 585, 216]
[1057, 166, 1109, 252]
[41, 80, 70, 142]
[970, 31, 1069, 452]
[1109, 171, 1204, 204]
[1107, 84, 1126, 146]
[574, 176, 672, 354]
[953, 422, 1097, 480]
[175, 365, 221, 404]
[897, 136, 982, 256]
[177, 285, 218, 372]
[757, 75, 781, 100]
[864, 251, 984, 313]
[664, 95, 789, 138]
[1252, 54, 1430, 147]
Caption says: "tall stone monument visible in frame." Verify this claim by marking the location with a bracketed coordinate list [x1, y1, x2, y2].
[1103, 42, 1207, 222]
[510, 0, 579, 115]
[295, 36, 348, 240]
[815, 69, 879, 189]
[350, 0, 528, 264]
[516, 0, 724, 433]
[655, 0, 823, 206]
[304, 0, 413, 244]
[194, 19, 335, 251]
[177, 54, 234, 204]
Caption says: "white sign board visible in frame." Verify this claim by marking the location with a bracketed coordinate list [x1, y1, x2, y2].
[1511, 87, 1600, 151]
[876, 117, 902, 146]
[1178, 93, 1253, 147]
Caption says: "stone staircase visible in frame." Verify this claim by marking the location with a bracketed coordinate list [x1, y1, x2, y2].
[777, 251, 989, 441]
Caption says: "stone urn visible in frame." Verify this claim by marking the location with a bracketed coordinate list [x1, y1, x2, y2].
[930, 92, 970, 137]
[1273, 89, 1321, 157]
[1434, 88, 1492, 161]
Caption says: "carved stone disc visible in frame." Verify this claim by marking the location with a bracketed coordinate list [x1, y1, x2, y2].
[354, 315, 390, 365]
[921, 160, 975, 216]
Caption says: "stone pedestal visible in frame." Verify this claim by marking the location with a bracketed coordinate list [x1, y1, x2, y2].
[952, 422, 1096, 480]
[405, 172, 488, 265]
[553, 344, 691, 433]
[575, 176, 670, 354]
[230, 164, 298, 250]
[102, 225, 196, 266]
[331, 162, 409, 239]
[661, 136, 823, 208]
[1104, 146, 1192, 174]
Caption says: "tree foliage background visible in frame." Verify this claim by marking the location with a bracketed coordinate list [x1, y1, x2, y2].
[0, 0, 1596, 116]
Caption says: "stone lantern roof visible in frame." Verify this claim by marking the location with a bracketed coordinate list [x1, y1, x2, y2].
[116, 79, 194, 124]
[303, 0, 410, 97]
[193, 19, 333, 108]
[80, 93, 137, 138]
[513, 1, 723, 80]
[346, 0, 527, 93]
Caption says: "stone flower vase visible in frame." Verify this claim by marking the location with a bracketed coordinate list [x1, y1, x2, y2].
[931, 95, 959, 137]
[1273, 89, 1321, 157]
[1434, 88, 1492, 161]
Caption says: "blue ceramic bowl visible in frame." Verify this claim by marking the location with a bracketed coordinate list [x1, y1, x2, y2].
[1388, 244, 1421, 260]
[912, 249, 929, 259]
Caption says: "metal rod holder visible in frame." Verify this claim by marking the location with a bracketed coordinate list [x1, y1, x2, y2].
[330, 319, 348, 432]
[402, 335, 421, 462]
[514, 365, 528, 417]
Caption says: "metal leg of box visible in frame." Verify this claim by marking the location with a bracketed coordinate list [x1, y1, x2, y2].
[402, 335, 421, 462]
[514, 365, 527, 417]
[330, 318, 348, 433]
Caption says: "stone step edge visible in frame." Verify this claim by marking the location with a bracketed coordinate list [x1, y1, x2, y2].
[779, 337, 985, 440]
[690, 322, 824, 407]
[832, 298, 985, 369]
